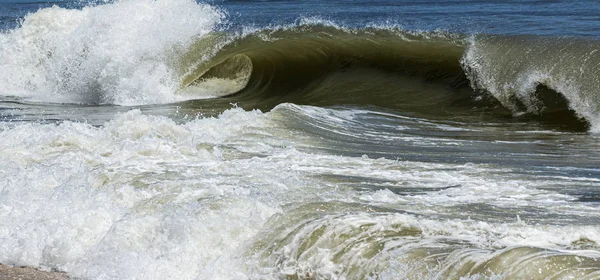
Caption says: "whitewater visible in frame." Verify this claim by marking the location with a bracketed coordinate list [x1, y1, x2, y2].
[0, 0, 600, 279]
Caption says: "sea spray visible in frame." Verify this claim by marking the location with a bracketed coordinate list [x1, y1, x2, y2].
[0, 0, 224, 105]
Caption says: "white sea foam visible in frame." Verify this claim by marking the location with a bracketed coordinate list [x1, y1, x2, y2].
[0, 108, 281, 279]
[0, 105, 598, 279]
[0, 0, 224, 105]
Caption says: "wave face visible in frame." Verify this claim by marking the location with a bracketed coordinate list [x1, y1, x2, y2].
[182, 25, 595, 131]
[182, 25, 474, 112]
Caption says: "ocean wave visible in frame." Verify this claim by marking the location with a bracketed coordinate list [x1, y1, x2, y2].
[0, 1, 597, 131]
[184, 25, 593, 131]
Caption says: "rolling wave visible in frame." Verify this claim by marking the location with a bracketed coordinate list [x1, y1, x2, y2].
[0, 0, 597, 131]
[182, 25, 595, 131]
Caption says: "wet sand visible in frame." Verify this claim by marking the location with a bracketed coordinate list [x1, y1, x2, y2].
[0, 264, 68, 280]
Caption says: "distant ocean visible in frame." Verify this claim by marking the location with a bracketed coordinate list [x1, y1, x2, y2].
[1, 0, 600, 279]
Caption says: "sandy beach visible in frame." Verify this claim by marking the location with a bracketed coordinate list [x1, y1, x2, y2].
[0, 264, 67, 280]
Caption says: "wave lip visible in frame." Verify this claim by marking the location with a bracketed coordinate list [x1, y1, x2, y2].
[179, 54, 253, 99]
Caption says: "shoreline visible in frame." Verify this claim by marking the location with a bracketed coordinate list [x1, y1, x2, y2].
[0, 264, 68, 280]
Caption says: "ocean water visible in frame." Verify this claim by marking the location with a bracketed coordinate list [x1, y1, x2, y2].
[0, 0, 600, 279]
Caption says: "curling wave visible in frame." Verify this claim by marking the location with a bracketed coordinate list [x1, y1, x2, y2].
[0, 0, 597, 131]
[182, 25, 597, 131]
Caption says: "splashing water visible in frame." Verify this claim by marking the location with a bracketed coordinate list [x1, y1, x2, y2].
[0, 0, 224, 105]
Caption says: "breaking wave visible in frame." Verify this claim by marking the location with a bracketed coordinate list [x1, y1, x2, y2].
[0, 0, 224, 105]
[0, 1, 598, 131]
